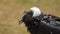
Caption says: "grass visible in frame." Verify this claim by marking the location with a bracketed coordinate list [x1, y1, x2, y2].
[0, 0, 60, 34]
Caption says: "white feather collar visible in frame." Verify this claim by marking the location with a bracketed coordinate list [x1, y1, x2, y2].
[30, 7, 41, 17]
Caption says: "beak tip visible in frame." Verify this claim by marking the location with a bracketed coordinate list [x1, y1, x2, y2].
[19, 20, 21, 24]
[19, 20, 23, 24]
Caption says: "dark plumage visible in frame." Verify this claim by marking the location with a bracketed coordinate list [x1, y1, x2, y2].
[19, 7, 60, 34]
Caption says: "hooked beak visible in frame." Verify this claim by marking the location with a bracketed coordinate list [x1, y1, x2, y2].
[19, 19, 23, 24]
[19, 15, 24, 24]
[19, 13, 27, 24]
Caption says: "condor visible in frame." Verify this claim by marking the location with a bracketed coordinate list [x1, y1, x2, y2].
[19, 7, 60, 34]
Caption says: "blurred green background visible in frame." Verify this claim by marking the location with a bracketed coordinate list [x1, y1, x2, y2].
[0, 0, 60, 34]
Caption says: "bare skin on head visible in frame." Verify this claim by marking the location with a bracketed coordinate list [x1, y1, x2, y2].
[19, 7, 41, 23]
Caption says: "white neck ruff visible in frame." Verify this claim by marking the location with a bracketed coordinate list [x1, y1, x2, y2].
[30, 7, 41, 17]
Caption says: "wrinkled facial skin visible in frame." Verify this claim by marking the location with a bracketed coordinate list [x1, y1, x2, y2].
[19, 10, 33, 24]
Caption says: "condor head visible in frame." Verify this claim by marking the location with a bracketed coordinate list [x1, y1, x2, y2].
[19, 10, 33, 24]
[19, 7, 41, 24]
